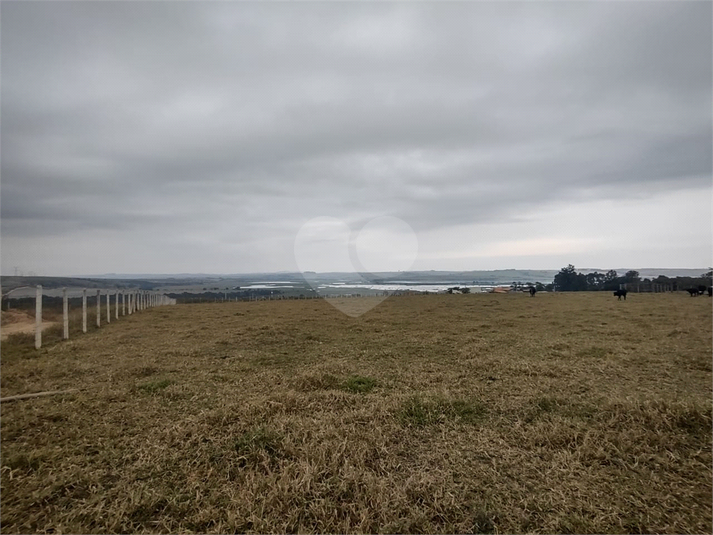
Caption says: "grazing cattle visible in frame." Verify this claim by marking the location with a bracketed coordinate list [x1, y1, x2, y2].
[698, 285, 708, 295]
[528, 287, 536, 297]
[613, 289, 628, 300]
[686, 288, 701, 297]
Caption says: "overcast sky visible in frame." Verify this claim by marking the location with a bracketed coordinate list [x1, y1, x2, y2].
[2, 1, 711, 276]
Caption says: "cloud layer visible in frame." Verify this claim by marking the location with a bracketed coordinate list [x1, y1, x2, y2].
[2, 2, 711, 275]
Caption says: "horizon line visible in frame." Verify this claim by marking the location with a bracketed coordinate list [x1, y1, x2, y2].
[2, 267, 710, 279]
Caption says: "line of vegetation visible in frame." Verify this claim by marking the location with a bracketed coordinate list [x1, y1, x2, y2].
[552, 265, 712, 292]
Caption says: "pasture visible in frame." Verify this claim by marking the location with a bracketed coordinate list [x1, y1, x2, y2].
[1, 292, 711, 533]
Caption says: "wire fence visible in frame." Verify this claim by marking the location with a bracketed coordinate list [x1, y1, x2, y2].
[28, 286, 176, 349]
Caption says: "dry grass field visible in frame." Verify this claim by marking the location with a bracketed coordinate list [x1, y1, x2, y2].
[1, 292, 711, 534]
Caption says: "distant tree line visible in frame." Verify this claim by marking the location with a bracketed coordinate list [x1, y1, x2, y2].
[166, 289, 282, 303]
[552, 265, 713, 292]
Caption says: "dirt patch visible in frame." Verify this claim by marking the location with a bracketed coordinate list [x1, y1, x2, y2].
[1, 310, 56, 340]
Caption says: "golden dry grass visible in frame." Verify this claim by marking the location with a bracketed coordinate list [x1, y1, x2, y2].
[1, 292, 711, 534]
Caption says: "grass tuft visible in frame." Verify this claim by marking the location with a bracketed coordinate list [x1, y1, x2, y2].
[2, 452, 44, 473]
[136, 379, 173, 394]
[343, 375, 376, 393]
[231, 427, 285, 468]
[399, 396, 487, 427]
[471, 510, 496, 534]
[293, 372, 340, 391]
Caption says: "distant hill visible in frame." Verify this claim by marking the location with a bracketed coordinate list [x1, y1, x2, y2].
[1, 276, 157, 294]
[3, 268, 708, 296]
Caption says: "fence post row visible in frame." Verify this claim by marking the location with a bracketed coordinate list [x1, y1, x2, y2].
[82, 288, 87, 333]
[63, 288, 69, 340]
[29, 285, 175, 349]
[35, 285, 42, 349]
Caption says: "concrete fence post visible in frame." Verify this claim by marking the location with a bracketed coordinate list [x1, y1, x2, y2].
[35, 285, 43, 349]
[121, 291, 125, 316]
[129, 292, 133, 315]
[115, 290, 119, 320]
[63, 287, 69, 340]
[82, 288, 87, 333]
[106, 291, 111, 323]
[96, 289, 101, 327]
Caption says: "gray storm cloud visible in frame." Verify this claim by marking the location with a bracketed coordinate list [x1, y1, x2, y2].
[1, 1, 711, 275]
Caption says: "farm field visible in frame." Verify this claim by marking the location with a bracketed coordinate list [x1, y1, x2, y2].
[1, 292, 711, 534]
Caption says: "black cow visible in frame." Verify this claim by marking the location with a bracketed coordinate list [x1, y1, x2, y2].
[686, 288, 701, 297]
[698, 285, 708, 295]
[528, 287, 537, 297]
[613, 289, 628, 300]
[708, 287, 712, 297]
